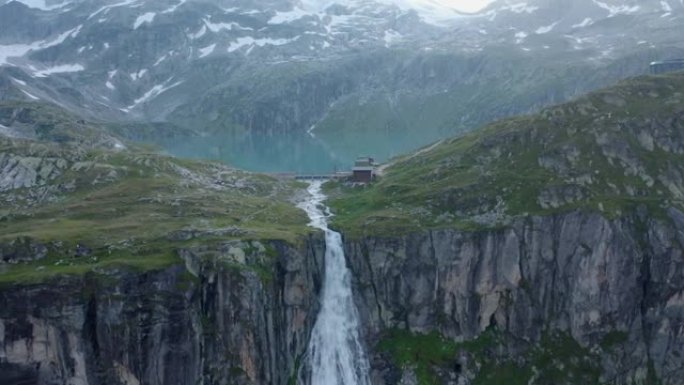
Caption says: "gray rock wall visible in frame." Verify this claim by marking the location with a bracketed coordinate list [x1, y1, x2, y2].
[4, 208, 684, 385]
[345, 209, 684, 384]
[0, 237, 324, 385]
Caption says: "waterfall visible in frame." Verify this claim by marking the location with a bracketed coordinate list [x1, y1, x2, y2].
[298, 181, 372, 385]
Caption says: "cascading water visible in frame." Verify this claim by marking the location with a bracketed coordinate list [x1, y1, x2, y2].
[298, 181, 372, 385]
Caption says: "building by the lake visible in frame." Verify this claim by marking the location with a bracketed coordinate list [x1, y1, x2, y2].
[352, 156, 376, 183]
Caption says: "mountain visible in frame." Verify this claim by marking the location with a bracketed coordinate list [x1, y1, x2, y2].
[328, 71, 684, 236]
[326, 71, 684, 384]
[2, 70, 684, 384]
[2, 4, 684, 384]
[0, 98, 319, 385]
[0, 100, 308, 267]
[1, 0, 683, 170]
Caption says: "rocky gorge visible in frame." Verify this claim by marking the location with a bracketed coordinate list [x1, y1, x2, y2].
[3, 205, 683, 384]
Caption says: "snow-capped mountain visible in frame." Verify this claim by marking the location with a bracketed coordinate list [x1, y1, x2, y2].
[482, 0, 684, 32]
[0, 0, 683, 165]
[0, 0, 453, 117]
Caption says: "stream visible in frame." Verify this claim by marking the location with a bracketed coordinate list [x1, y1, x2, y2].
[297, 181, 372, 385]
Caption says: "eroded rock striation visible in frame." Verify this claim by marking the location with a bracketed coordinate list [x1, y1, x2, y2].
[344, 209, 684, 384]
[0, 238, 324, 385]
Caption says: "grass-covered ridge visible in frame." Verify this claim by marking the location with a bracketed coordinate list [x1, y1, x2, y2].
[379, 327, 606, 385]
[0, 105, 310, 284]
[327, 72, 684, 237]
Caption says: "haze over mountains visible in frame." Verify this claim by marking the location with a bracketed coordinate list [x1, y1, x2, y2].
[1, 0, 683, 172]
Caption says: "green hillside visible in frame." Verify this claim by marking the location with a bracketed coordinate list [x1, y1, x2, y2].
[327, 72, 684, 237]
[0, 103, 309, 285]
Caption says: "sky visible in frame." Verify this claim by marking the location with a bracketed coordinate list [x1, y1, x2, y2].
[439, 0, 495, 13]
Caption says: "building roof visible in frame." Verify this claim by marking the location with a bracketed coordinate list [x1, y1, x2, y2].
[354, 156, 375, 167]
[353, 166, 374, 172]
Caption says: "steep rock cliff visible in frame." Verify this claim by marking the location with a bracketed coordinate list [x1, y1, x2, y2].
[345, 208, 684, 384]
[0, 238, 324, 385]
[324, 72, 684, 384]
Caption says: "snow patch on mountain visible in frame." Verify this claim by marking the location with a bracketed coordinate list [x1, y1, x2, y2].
[0, 44, 36, 66]
[204, 19, 253, 32]
[484, 1, 539, 20]
[383, 30, 402, 46]
[134, 12, 156, 29]
[21, 89, 40, 100]
[227, 36, 300, 53]
[515, 31, 527, 43]
[105, 70, 117, 90]
[129, 69, 147, 81]
[500, 2, 539, 13]
[34, 63, 84, 77]
[189, 25, 207, 39]
[0, 24, 81, 65]
[162, 0, 187, 14]
[0, 123, 24, 139]
[153, 55, 168, 66]
[572, 17, 593, 28]
[269, 7, 312, 24]
[375, 0, 469, 24]
[591, 1, 640, 17]
[9, 0, 71, 11]
[10, 77, 27, 86]
[128, 78, 183, 109]
[89, 0, 139, 20]
[535, 22, 558, 34]
[270, 0, 472, 26]
[199, 43, 216, 58]
[41, 25, 82, 49]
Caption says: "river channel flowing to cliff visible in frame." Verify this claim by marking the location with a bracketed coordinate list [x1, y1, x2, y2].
[298, 181, 371, 385]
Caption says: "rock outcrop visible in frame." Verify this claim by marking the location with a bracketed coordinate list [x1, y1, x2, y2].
[5, 207, 684, 385]
[0, 238, 324, 385]
[345, 208, 684, 384]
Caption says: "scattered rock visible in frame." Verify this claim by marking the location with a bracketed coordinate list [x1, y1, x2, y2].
[0, 237, 48, 264]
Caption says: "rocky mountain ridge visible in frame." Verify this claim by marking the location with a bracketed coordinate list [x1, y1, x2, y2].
[1, 0, 683, 169]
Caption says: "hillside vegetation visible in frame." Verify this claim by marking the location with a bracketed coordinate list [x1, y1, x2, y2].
[0, 102, 309, 285]
[327, 72, 684, 237]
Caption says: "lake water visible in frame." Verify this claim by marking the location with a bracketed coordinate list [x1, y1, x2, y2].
[155, 128, 439, 174]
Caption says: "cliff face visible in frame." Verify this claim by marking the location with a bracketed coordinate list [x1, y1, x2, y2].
[0, 238, 324, 385]
[323, 72, 684, 384]
[4, 209, 683, 385]
[345, 209, 684, 385]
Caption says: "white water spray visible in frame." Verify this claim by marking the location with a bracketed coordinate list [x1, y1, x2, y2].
[298, 181, 372, 385]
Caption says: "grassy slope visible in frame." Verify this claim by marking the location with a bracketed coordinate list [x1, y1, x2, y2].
[0, 101, 116, 145]
[0, 104, 309, 285]
[379, 328, 604, 385]
[327, 72, 684, 237]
